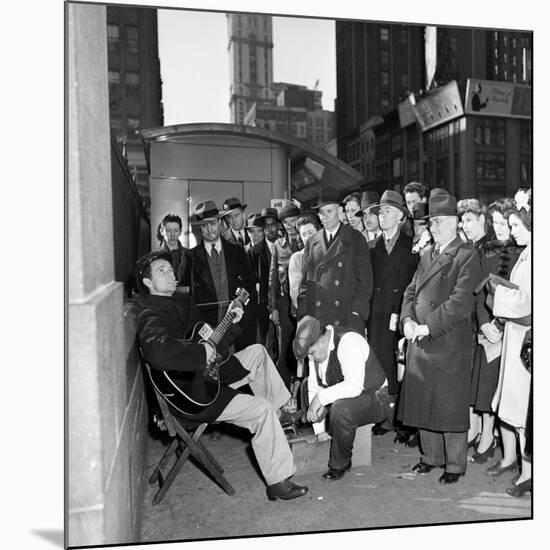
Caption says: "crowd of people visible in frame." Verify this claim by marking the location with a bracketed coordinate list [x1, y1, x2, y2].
[135, 181, 532, 501]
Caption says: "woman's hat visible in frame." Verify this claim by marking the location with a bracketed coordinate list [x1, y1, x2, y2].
[424, 193, 458, 218]
[245, 213, 264, 230]
[370, 189, 408, 216]
[221, 197, 247, 215]
[311, 186, 341, 209]
[355, 191, 380, 217]
[191, 200, 222, 225]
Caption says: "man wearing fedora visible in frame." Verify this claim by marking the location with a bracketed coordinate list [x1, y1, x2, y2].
[293, 315, 391, 481]
[245, 213, 271, 346]
[298, 186, 373, 334]
[398, 192, 481, 484]
[268, 203, 302, 387]
[134, 250, 308, 501]
[221, 197, 250, 249]
[182, 200, 258, 351]
[354, 190, 382, 247]
[367, 190, 419, 444]
[258, 207, 280, 252]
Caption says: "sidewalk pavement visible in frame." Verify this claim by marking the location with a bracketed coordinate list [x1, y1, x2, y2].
[140, 425, 531, 544]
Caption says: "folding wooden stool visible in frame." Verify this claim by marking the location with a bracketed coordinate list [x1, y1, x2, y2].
[144, 363, 235, 504]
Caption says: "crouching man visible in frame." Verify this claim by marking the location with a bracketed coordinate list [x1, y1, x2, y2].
[293, 316, 392, 481]
[135, 250, 308, 501]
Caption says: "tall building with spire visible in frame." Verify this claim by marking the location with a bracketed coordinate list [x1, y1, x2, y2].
[227, 13, 275, 124]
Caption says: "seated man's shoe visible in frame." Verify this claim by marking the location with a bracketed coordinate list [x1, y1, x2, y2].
[266, 478, 308, 501]
[322, 463, 351, 481]
[405, 432, 419, 448]
[439, 472, 464, 484]
[412, 461, 441, 474]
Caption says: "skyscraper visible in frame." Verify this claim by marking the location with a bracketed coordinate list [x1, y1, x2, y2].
[107, 5, 164, 211]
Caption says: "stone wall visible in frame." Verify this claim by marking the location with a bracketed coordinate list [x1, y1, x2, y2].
[67, 3, 148, 546]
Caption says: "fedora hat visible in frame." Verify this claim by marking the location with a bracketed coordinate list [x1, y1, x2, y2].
[424, 193, 458, 218]
[279, 203, 301, 221]
[311, 186, 341, 209]
[221, 197, 247, 215]
[191, 200, 222, 225]
[429, 187, 449, 199]
[412, 201, 429, 221]
[370, 189, 408, 216]
[245, 213, 264, 230]
[355, 191, 380, 217]
[257, 207, 279, 221]
[293, 315, 322, 360]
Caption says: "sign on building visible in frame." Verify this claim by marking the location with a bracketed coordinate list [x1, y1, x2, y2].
[413, 80, 464, 132]
[464, 79, 531, 119]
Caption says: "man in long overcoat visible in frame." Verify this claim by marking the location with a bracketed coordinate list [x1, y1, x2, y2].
[398, 192, 481, 484]
[182, 200, 258, 352]
[298, 186, 373, 334]
[367, 190, 419, 442]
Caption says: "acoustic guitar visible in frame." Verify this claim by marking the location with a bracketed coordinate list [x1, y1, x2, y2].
[152, 288, 250, 416]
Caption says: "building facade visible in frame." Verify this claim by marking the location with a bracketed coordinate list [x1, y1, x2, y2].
[107, 5, 164, 211]
[335, 23, 532, 202]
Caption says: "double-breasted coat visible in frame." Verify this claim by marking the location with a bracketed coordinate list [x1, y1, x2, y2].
[247, 239, 271, 343]
[182, 239, 258, 351]
[398, 236, 482, 432]
[298, 223, 373, 332]
[368, 233, 419, 394]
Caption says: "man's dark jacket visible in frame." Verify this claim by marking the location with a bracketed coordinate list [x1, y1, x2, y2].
[136, 292, 247, 423]
[182, 239, 258, 350]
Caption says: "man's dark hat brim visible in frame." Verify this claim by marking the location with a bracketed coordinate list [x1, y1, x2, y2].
[258, 207, 279, 221]
[423, 194, 458, 218]
[311, 187, 341, 209]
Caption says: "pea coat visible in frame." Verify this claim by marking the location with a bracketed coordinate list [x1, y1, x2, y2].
[367, 232, 419, 394]
[298, 223, 373, 331]
[398, 236, 481, 432]
[182, 239, 258, 351]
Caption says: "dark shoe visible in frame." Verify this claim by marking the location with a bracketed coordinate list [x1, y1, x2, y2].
[372, 423, 391, 436]
[322, 463, 351, 481]
[439, 472, 464, 484]
[266, 478, 308, 501]
[394, 431, 410, 444]
[470, 439, 497, 464]
[486, 460, 518, 477]
[405, 433, 419, 448]
[506, 478, 532, 498]
[412, 461, 441, 474]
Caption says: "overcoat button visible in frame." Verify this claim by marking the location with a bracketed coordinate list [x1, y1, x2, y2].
[316, 301, 321, 307]
[335, 300, 340, 306]
[334, 320, 340, 326]
[335, 280, 340, 286]
[338, 262, 343, 267]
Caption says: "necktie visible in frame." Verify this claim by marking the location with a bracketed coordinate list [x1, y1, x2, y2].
[328, 233, 333, 245]
[211, 243, 219, 262]
[432, 246, 440, 261]
[237, 232, 244, 246]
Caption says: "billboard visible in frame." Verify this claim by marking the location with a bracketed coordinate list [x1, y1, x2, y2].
[413, 80, 464, 132]
[465, 79, 531, 119]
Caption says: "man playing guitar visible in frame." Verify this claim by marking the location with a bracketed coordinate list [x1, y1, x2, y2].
[135, 250, 308, 501]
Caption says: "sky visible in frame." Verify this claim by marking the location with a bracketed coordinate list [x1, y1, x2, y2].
[158, 9, 336, 125]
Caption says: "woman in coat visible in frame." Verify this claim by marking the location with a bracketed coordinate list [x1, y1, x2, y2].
[469, 198, 523, 464]
[486, 190, 532, 497]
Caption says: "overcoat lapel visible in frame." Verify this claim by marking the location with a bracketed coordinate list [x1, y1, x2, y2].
[416, 236, 462, 292]
[315, 226, 350, 275]
[376, 233, 408, 283]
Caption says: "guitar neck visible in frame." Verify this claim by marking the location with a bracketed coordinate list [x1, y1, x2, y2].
[208, 301, 241, 345]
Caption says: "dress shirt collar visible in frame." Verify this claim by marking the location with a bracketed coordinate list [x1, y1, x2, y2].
[205, 239, 222, 256]
[324, 223, 341, 243]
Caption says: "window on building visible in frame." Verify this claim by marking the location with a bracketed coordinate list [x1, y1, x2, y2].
[400, 74, 408, 88]
[381, 50, 390, 67]
[520, 157, 531, 184]
[126, 26, 139, 53]
[475, 152, 506, 180]
[107, 24, 120, 51]
[110, 118, 122, 130]
[380, 28, 389, 41]
[381, 98, 390, 109]
[450, 37, 457, 52]
[520, 120, 532, 150]
[381, 71, 389, 87]
[400, 28, 408, 43]
[108, 70, 121, 84]
[125, 72, 140, 88]
[475, 118, 505, 147]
